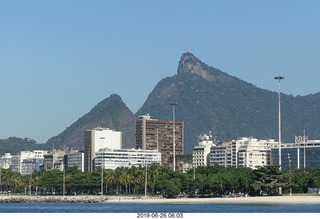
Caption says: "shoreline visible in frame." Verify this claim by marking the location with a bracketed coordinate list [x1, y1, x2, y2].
[1, 195, 320, 205]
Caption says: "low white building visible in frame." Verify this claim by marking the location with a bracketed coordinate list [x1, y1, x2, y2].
[10, 150, 48, 173]
[192, 133, 215, 167]
[0, 153, 12, 169]
[95, 148, 161, 170]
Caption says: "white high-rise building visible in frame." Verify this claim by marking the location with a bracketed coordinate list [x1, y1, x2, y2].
[192, 133, 215, 167]
[236, 137, 277, 169]
[84, 127, 122, 172]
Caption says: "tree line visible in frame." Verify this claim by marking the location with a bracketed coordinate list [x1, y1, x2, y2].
[1, 164, 320, 197]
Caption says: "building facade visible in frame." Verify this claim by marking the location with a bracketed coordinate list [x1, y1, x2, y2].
[0, 151, 47, 174]
[84, 127, 122, 172]
[271, 140, 320, 171]
[192, 133, 215, 167]
[95, 148, 161, 170]
[42, 150, 66, 171]
[135, 114, 184, 169]
[236, 137, 276, 169]
[0, 153, 12, 169]
[210, 141, 235, 167]
[64, 151, 84, 172]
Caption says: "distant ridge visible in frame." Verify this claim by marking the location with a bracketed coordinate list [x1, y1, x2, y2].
[46, 94, 136, 150]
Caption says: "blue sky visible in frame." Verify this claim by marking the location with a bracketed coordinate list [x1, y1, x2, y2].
[0, 1, 319, 143]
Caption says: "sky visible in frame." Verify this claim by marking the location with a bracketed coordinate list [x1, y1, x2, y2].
[0, 1, 319, 143]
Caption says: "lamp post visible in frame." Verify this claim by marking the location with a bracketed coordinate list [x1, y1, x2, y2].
[0, 164, 2, 194]
[303, 127, 306, 169]
[145, 164, 147, 197]
[274, 76, 285, 170]
[100, 137, 105, 196]
[171, 101, 177, 171]
[288, 153, 292, 196]
[63, 162, 66, 197]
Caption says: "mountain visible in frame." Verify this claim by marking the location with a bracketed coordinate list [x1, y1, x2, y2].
[2, 52, 320, 155]
[136, 52, 320, 154]
[46, 94, 136, 150]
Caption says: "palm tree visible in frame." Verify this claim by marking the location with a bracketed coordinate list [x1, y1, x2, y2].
[129, 166, 143, 194]
[119, 167, 132, 194]
[148, 163, 160, 194]
[105, 169, 115, 194]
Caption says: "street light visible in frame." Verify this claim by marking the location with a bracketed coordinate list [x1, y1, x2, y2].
[100, 136, 105, 196]
[0, 164, 2, 194]
[63, 165, 65, 197]
[288, 153, 292, 196]
[303, 127, 307, 169]
[274, 76, 285, 170]
[145, 160, 148, 197]
[171, 101, 177, 171]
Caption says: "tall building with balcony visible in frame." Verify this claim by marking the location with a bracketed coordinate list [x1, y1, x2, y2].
[236, 137, 276, 169]
[135, 114, 184, 169]
[84, 127, 122, 172]
[210, 141, 235, 167]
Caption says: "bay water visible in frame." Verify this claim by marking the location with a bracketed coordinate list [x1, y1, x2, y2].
[0, 202, 320, 213]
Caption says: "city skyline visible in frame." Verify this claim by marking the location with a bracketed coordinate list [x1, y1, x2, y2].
[1, 1, 320, 143]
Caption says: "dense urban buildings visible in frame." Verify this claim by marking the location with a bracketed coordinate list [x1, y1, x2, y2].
[192, 135, 277, 169]
[83, 126, 162, 172]
[135, 114, 184, 169]
[3, 126, 320, 176]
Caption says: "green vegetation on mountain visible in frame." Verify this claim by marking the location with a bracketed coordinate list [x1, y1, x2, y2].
[136, 52, 320, 153]
[0, 137, 48, 155]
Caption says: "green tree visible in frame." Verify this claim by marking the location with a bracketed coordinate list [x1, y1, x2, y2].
[251, 166, 284, 196]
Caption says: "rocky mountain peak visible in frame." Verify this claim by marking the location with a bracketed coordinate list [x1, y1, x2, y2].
[177, 52, 215, 81]
[177, 52, 235, 83]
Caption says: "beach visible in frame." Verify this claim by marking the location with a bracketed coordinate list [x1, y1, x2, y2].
[1, 194, 320, 205]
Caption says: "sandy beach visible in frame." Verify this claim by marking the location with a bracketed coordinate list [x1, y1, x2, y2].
[1, 194, 320, 205]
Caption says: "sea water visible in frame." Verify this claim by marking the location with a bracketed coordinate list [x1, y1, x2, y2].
[0, 203, 320, 213]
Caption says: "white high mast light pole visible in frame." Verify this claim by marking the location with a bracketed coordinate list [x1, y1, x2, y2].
[274, 76, 284, 171]
[100, 136, 105, 196]
[171, 102, 177, 172]
[303, 127, 306, 169]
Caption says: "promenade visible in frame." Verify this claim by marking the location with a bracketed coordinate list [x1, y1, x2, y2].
[1, 194, 320, 204]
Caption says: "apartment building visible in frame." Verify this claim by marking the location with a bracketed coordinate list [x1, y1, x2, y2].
[192, 133, 215, 167]
[135, 114, 184, 169]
